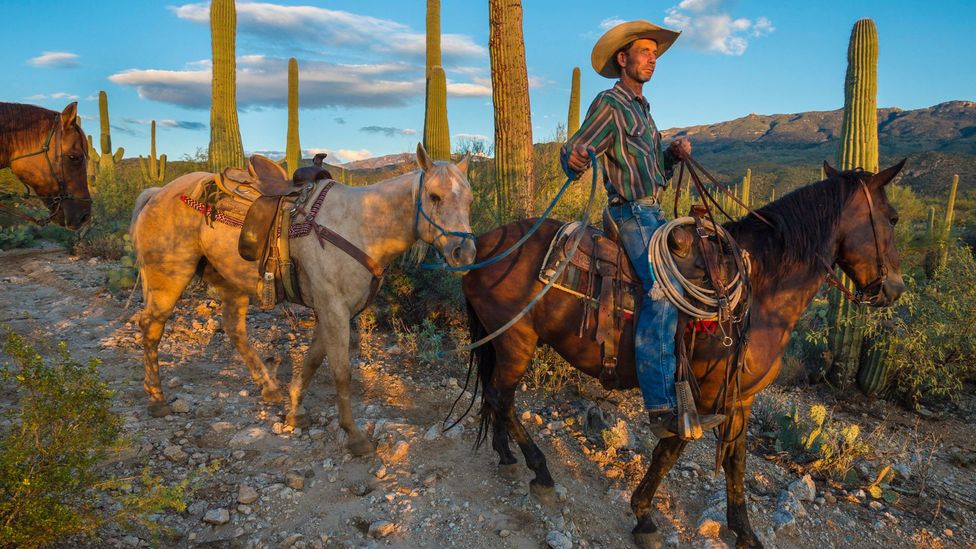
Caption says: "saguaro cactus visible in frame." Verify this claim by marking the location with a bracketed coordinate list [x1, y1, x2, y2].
[424, 66, 451, 161]
[938, 174, 959, 268]
[208, 0, 246, 173]
[740, 168, 751, 216]
[568, 66, 581, 137]
[139, 120, 167, 185]
[89, 90, 124, 177]
[829, 19, 880, 394]
[489, 0, 534, 220]
[285, 57, 301, 178]
[423, 0, 450, 160]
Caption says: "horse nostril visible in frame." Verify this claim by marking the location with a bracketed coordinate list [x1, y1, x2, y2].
[451, 245, 463, 262]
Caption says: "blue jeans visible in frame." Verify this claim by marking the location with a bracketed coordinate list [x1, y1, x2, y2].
[608, 202, 679, 412]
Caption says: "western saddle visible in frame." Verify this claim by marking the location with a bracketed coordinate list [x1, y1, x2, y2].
[216, 153, 332, 310]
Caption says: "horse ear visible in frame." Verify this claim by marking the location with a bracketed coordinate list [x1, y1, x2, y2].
[457, 153, 472, 174]
[823, 161, 839, 179]
[871, 158, 907, 188]
[61, 102, 78, 127]
[416, 142, 434, 172]
[248, 154, 288, 182]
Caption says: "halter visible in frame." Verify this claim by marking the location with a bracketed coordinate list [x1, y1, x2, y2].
[412, 170, 476, 256]
[821, 178, 889, 305]
[3, 112, 91, 226]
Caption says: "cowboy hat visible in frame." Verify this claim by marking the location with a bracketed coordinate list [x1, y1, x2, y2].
[591, 20, 681, 78]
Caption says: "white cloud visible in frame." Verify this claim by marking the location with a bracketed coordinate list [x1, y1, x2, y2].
[26, 92, 79, 100]
[334, 149, 373, 163]
[28, 51, 79, 68]
[110, 55, 489, 109]
[599, 17, 626, 30]
[664, 0, 773, 56]
[170, 2, 485, 61]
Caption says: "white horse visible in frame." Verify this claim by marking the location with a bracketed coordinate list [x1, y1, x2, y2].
[131, 144, 475, 455]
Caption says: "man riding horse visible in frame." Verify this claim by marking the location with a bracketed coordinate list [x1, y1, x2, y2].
[561, 20, 725, 437]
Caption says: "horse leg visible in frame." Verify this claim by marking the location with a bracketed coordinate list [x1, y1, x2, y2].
[139, 263, 197, 418]
[505, 398, 558, 506]
[482, 385, 520, 479]
[630, 437, 688, 548]
[284, 325, 329, 429]
[724, 409, 763, 548]
[207, 274, 284, 402]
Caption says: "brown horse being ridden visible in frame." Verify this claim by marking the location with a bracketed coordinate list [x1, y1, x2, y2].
[463, 160, 907, 548]
[0, 102, 91, 229]
[131, 144, 475, 456]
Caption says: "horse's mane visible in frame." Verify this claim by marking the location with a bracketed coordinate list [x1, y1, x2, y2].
[0, 102, 57, 159]
[726, 170, 865, 277]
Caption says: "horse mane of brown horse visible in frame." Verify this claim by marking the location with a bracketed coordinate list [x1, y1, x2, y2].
[463, 161, 906, 548]
[0, 101, 91, 229]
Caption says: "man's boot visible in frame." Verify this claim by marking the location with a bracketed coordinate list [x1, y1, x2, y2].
[648, 409, 726, 439]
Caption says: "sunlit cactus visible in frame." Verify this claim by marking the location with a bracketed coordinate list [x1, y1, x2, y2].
[139, 120, 167, 185]
[90, 90, 124, 176]
[423, 0, 450, 160]
[286, 57, 302, 178]
[568, 66, 580, 137]
[489, 0, 534, 220]
[208, 0, 246, 173]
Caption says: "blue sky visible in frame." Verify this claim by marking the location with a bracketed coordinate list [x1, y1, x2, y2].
[3, 0, 973, 163]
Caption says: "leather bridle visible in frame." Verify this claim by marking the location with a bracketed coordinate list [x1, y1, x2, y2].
[821, 178, 890, 305]
[3, 113, 91, 227]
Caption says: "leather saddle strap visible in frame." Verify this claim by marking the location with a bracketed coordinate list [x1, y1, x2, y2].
[594, 234, 615, 345]
[691, 207, 731, 316]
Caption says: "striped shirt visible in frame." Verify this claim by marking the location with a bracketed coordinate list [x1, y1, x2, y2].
[562, 80, 676, 202]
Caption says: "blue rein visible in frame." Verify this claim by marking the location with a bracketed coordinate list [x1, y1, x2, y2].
[417, 150, 598, 272]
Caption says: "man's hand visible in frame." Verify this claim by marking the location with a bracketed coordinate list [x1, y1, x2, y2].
[568, 145, 593, 172]
[667, 138, 692, 161]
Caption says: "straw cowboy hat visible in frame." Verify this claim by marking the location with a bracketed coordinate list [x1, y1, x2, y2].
[591, 20, 681, 78]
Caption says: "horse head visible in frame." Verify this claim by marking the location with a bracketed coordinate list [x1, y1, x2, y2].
[825, 159, 907, 307]
[8, 102, 91, 229]
[413, 142, 477, 269]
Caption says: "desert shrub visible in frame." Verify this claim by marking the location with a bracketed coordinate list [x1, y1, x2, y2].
[775, 402, 870, 480]
[526, 345, 581, 395]
[871, 242, 976, 406]
[0, 327, 189, 547]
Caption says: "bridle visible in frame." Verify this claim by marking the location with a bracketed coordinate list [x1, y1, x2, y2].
[412, 170, 476, 256]
[821, 177, 890, 305]
[3, 113, 91, 227]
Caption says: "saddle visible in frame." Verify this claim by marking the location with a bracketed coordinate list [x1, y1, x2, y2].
[226, 154, 331, 310]
[539, 207, 703, 389]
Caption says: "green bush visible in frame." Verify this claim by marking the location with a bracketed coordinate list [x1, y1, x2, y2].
[0, 327, 189, 547]
[871, 242, 976, 406]
[775, 402, 870, 480]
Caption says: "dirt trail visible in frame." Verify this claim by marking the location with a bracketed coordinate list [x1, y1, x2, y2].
[0, 246, 972, 549]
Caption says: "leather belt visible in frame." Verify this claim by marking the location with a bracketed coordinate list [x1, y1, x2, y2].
[608, 194, 659, 207]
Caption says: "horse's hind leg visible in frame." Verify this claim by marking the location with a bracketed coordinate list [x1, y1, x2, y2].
[506, 399, 557, 505]
[482, 385, 520, 477]
[724, 408, 762, 548]
[206, 273, 284, 402]
[139, 262, 197, 418]
[630, 437, 688, 548]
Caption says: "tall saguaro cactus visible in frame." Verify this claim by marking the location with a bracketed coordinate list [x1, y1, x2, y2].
[139, 120, 167, 185]
[938, 174, 959, 268]
[568, 66, 581, 137]
[489, 0, 534, 220]
[88, 90, 124, 177]
[208, 0, 246, 173]
[739, 168, 751, 216]
[424, 66, 451, 160]
[828, 19, 880, 394]
[423, 0, 450, 160]
[285, 57, 302, 178]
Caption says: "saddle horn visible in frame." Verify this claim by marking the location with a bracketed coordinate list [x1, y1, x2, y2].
[293, 153, 333, 185]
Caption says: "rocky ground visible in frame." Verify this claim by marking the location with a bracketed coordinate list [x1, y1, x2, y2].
[0, 245, 974, 549]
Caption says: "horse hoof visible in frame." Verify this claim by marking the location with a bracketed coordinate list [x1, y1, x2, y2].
[735, 536, 764, 549]
[148, 401, 172, 418]
[285, 412, 310, 429]
[260, 386, 285, 403]
[498, 463, 521, 481]
[529, 482, 556, 507]
[347, 435, 375, 457]
[632, 531, 663, 549]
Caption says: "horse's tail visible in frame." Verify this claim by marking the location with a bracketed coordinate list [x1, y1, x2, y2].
[130, 186, 162, 230]
[468, 298, 497, 451]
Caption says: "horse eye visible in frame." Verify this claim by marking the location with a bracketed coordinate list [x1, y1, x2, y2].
[68, 154, 80, 162]
[890, 215, 899, 226]
[429, 193, 442, 205]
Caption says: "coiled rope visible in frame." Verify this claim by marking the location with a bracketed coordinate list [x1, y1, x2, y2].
[648, 216, 751, 320]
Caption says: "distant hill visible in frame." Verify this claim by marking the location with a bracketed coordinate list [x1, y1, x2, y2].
[341, 152, 415, 171]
